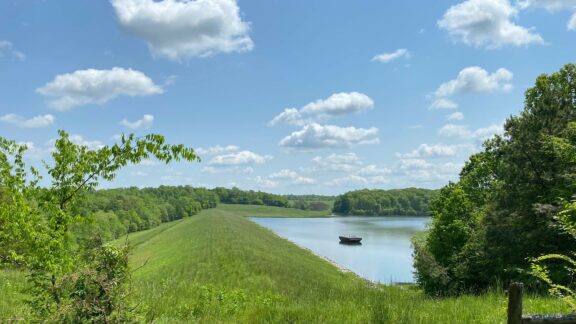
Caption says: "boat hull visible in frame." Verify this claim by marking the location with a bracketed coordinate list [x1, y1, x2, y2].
[339, 236, 362, 244]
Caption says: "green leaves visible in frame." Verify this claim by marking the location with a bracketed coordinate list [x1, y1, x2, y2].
[0, 129, 199, 321]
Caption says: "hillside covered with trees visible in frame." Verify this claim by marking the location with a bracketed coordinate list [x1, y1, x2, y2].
[332, 188, 438, 216]
[414, 64, 576, 296]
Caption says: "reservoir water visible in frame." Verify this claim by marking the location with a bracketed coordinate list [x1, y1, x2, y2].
[249, 216, 429, 284]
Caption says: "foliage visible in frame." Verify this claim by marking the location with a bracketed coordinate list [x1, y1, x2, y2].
[0, 130, 198, 321]
[211, 187, 289, 207]
[414, 63, 576, 295]
[332, 188, 438, 216]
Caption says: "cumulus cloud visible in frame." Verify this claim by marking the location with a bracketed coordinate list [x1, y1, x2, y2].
[570, 13, 576, 30]
[270, 92, 374, 126]
[438, 0, 543, 48]
[438, 123, 504, 140]
[0, 114, 55, 128]
[279, 123, 380, 149]
[36, 67, 163, 111]
[429, 98, 459, 110]
[196, 145, 240, 156]
[398, 143, 474, 158]
[254, 176, 278, 189]
[0, 40, 25, 61]
[371, 48, 410, 63]
[312, 153, 364, 172]
[518, 0, 576, 11]
[326, 174, 388, 187]
[208, 150, 272, 166]
[356, 165, 392, 176]
[120, 114, 154, 130]
[435, 66, 513, 97]
[269, 169, 317, 185]
[111, 0, 253, 60]
[447, 112, 464, 121]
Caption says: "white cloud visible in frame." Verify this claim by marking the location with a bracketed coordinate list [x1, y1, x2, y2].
[438, 123, 504, 140]
[131, 171, 149, 177]
[447, 112, 464, 121]
[37, 67, 163, 111]
[201, 166, 253, 174]
[371, 48, 410, 63]
[429, 98, 459, 110]
[47, 134, 104, 151]
[0, 114, 55, 128]
[208, 150, 272, 166]
[356, 165, 392, 176]
[0, 40, 25, 61]
[399, 158, 433, 170]
[120, 114, 154, 130]
[570, 13, 576, 30]
[111, 0, 253, 60]
[279, 123, 380, 149]
[196, 145, 240, 156]
[435, 66, 513, 97]
[269, 169, 317, 185]
[254, 176, 278, 189]
[312, 153, 364, 172]
[518, 0, 576, 11]
[326, 174, 387, 187]
[270, 92, 374, 126]
[438, 0, 544, 48]
[398, 143, 474, 158]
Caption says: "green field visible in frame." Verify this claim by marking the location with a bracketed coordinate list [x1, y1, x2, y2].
[1, 205, 570, 323]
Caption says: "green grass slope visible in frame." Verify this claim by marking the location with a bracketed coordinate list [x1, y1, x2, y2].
[126, 206, 569, 323]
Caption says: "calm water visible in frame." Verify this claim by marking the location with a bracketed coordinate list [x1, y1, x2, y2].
[250, 216, 429, 283]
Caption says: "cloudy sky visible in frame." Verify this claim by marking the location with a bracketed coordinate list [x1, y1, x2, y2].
[1, 0, 575, 195]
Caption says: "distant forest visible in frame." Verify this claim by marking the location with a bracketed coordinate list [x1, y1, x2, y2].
[73, 186, 289, 242]
[332, 188, 438, 216]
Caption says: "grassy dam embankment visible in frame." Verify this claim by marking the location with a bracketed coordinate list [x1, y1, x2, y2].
[1, 205, 570, 323]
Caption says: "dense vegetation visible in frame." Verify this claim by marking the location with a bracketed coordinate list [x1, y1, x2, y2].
[414, 64, 576, 296]
[212, 187, 289, 207]
[332, 188, 438, 216]
[286, 194, 334, 211]
[3, 205, 569, 323]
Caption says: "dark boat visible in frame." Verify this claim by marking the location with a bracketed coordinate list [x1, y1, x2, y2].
[339, 236, 362, 244]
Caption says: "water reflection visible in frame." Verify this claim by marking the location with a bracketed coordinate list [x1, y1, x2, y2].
[250, 216, 429, 283]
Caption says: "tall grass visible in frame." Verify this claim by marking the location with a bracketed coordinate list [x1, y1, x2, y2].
[1, 205, 570, 322]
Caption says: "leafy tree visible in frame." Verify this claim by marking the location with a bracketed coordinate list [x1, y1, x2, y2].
[414, 64, 576, 295]
[0, 131, 198, 321]
[332, 188, 438, 216]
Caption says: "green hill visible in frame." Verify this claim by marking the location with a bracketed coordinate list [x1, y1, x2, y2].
[1, 205, 569, 322]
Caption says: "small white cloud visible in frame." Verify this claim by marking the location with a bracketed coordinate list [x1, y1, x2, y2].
[312, 153, 364, 172]
[131, 171, 149, 177]
[438, 0, 544, 48]
[447, 112, 464, 121]
[438, 123, 504, 140]
[209, 150, 272, 166]
[518, 0, 576, 11]
[196, 145, 240, 156]
[371, 48, 410, 63]
[111, 0, 253, 60]
[325, 174, 387, 187]
[280, 123, 380, 149]
[356, 165, 391, 176]
[429, 98, 459, 110]
[269, 169, 317, 185]
[120, 114, 154, 130]
[37, 67, 163, 111]
[569, 13, 576, 30]
[398, 143, 474, 158]
[0, 40, 25, 61]
[254, 176, 278, 189]
[0, 114, 55, 128]
[270, 92, 374, 126]
[435, 66, 513, 97]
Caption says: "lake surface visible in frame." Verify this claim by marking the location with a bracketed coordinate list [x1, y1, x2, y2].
[250, 216, 429, 283]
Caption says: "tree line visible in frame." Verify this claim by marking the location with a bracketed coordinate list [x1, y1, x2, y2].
[332, 188, 438, 216]
[414, 64, 576, 297]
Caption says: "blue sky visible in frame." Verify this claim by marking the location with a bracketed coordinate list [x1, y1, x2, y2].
[1, 0, 575, 195]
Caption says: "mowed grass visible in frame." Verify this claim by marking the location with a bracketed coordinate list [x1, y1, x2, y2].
[125, 206, 570, 323]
